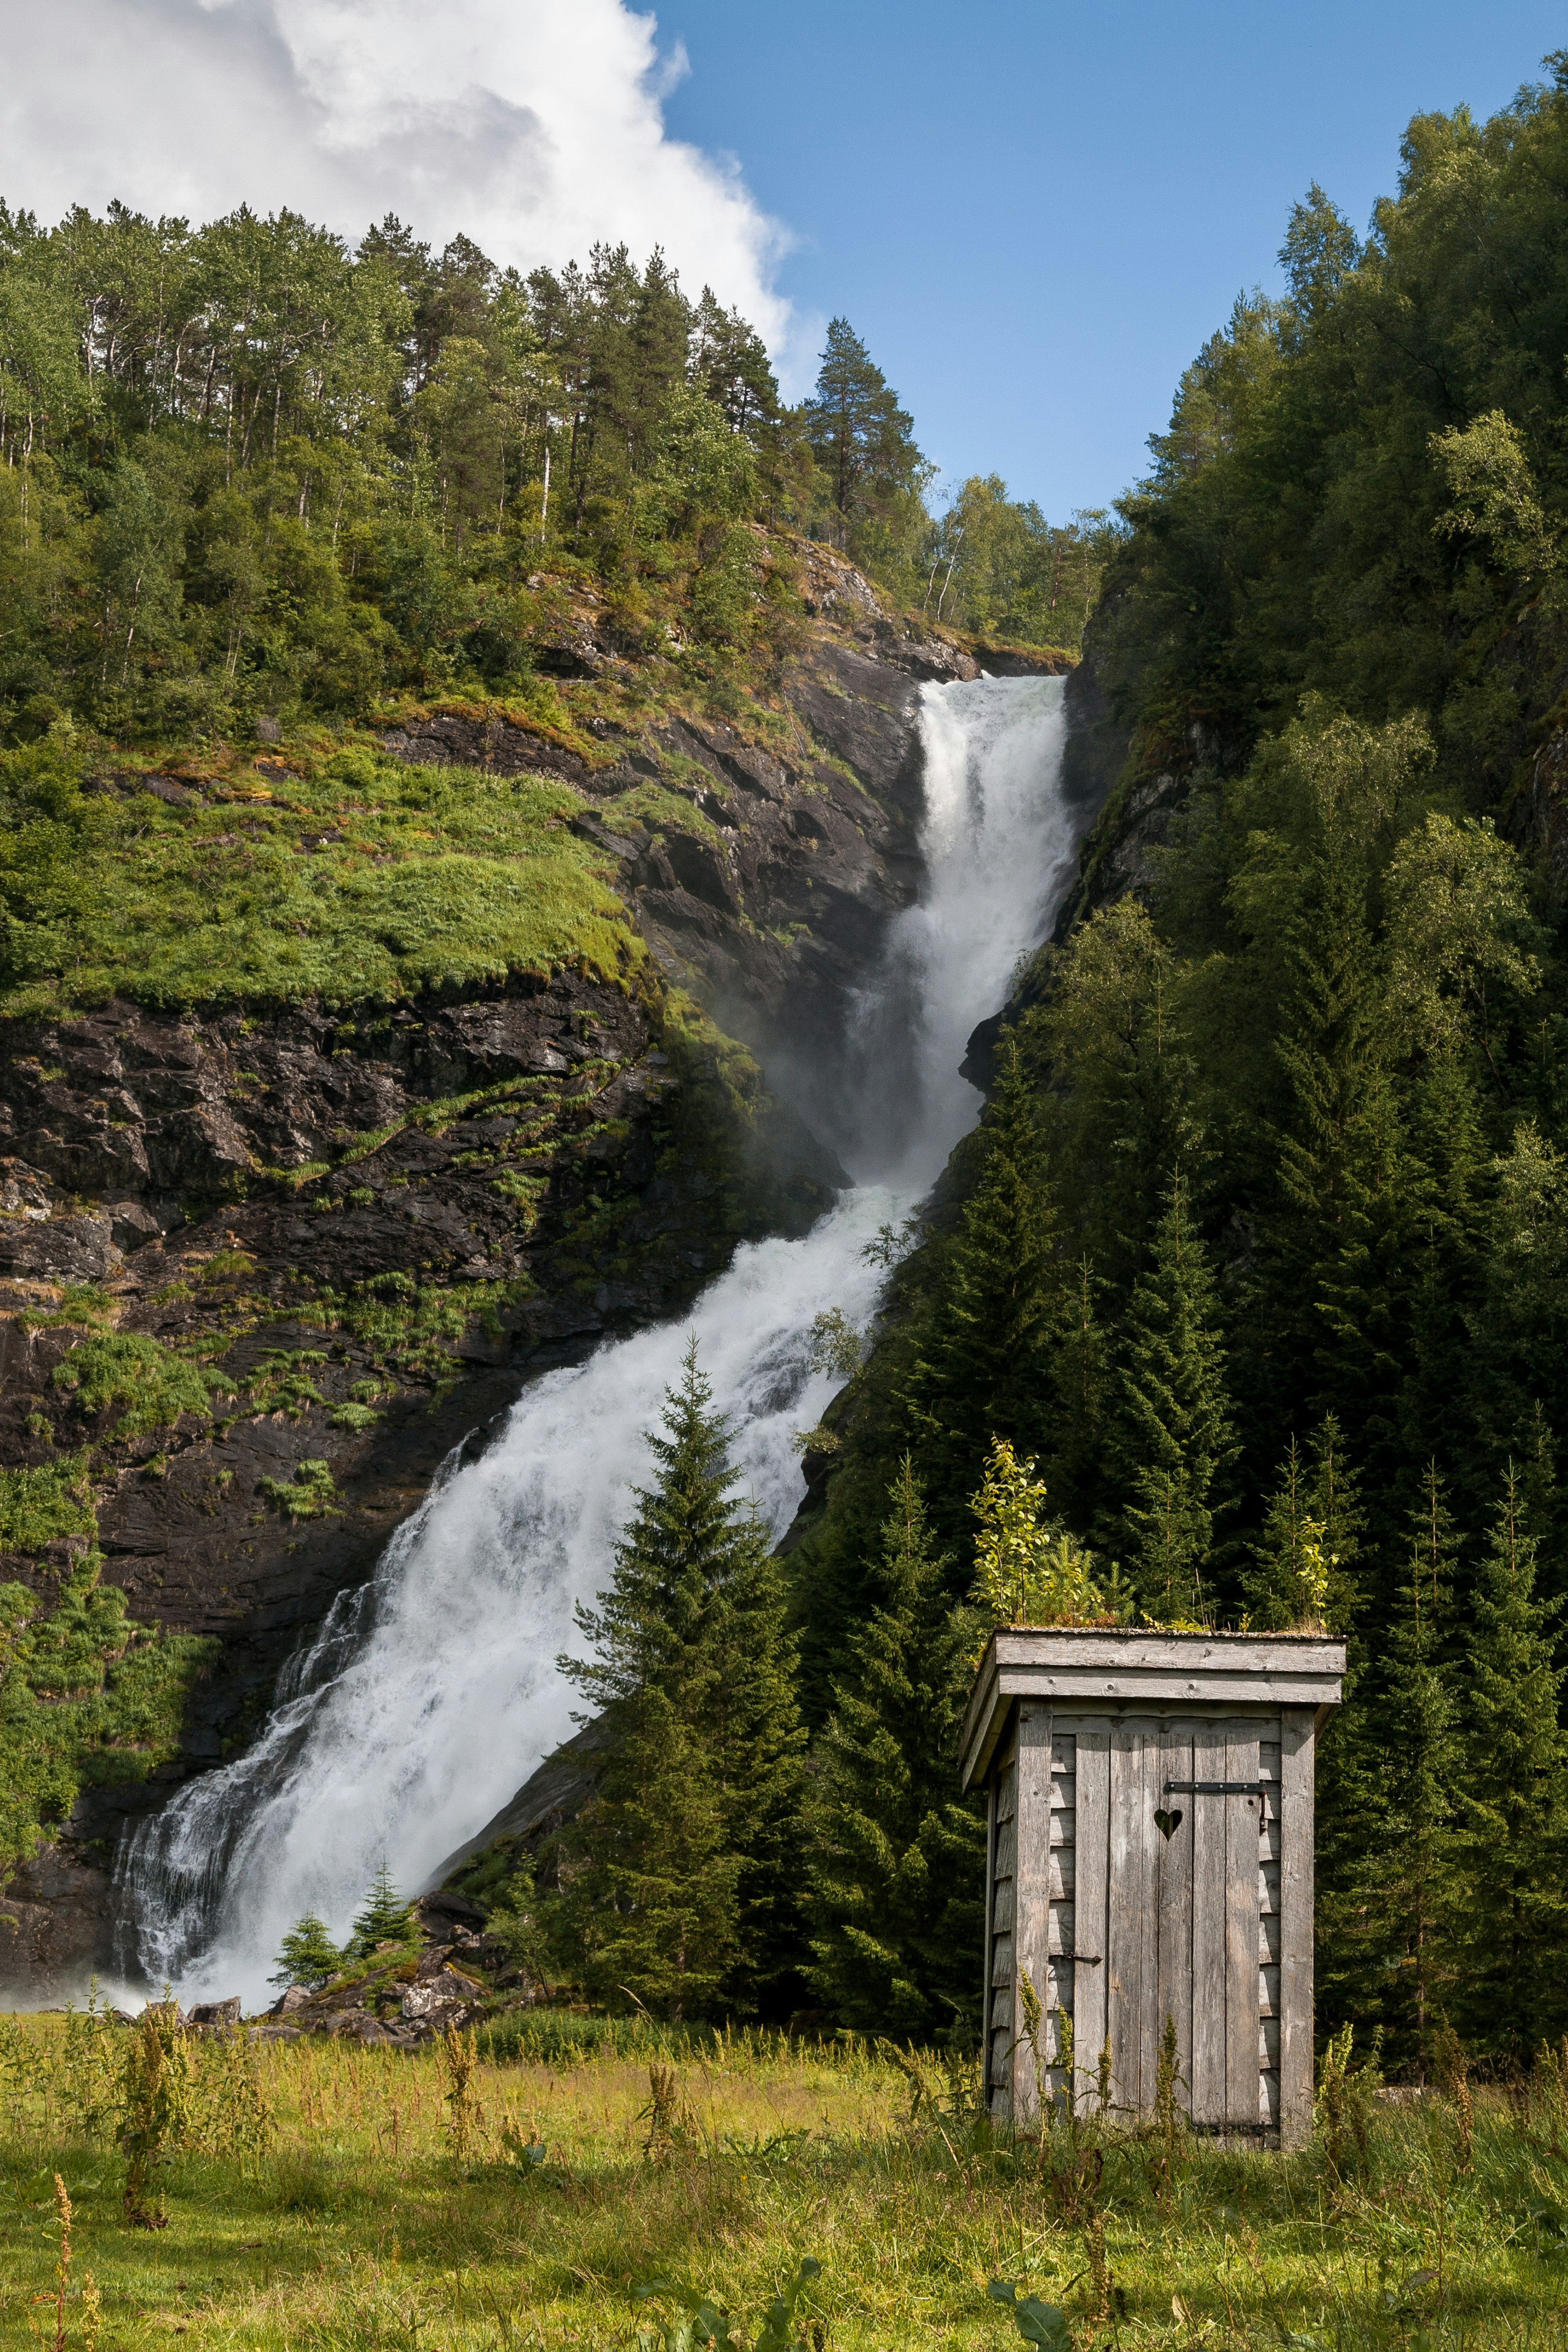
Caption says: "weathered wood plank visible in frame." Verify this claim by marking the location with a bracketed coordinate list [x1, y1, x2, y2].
[1225, 1724, 1262, 2125]
[983, 1771, 998, 2103]
[1069, 1720, 1110, 2112]
[1107, 1726, 1143, 2118]
[1137, 1731, 1161, 2113]
[1049, 1855, 1075, 1901]
[992, 1879, 1016, 1933]
[1157, 1720, 1195, 2114]
[996, 1760, 1018, 1824]
[1259, 1962, 1281, 2018]
[1259, 1858, 1280, 1917]
[1260, 1913, 1281, 1964]
[1261, 2068, 1281, 2128]
[1277, 1705, 1316, 2151]
[994, 1815, 1017, 1882]
[1047, 1902, 1077, 1956]
[960, 1632, 1343, 1793]
[991, 1934, 1014, 1987]
[1190, 1721, 1227, 2123]
[1012, 1699, 1054, 2123]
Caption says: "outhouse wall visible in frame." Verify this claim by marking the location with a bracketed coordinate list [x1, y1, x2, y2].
[963, 1632, 1344, 2152]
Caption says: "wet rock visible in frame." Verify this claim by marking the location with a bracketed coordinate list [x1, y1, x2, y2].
[189, 1996, 242, 2027]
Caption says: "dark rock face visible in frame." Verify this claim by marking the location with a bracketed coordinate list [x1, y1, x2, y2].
[0, 967, 841, 1991]
[0, 1843, 114, 2003]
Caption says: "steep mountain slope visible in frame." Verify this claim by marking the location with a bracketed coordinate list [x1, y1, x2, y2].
[0, 545, 1062, 1996]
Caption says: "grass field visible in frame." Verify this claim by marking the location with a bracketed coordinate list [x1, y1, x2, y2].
[4, 2012, 1568, 2352]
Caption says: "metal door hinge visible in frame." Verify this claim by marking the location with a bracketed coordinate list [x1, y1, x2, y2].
[1165, 1780, 1274, 1797]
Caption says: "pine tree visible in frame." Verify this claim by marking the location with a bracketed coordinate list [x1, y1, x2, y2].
[558, 1341, 804, 2019]
[1452, 1465, 1568, 2057]
[907, 1036, 1059, 1549]
[345, 1864, 418, 1960]
[1374, 1466, 1466, 2071]
[804, 317, 925, 545]
[1245, 1412, 1363, 1630]
[1045, 1251, 1111, 1530]
[269, 1911, 344, 1990]
[804, 1460, 985, 2036]
[1112, 1171, 1238, 1620]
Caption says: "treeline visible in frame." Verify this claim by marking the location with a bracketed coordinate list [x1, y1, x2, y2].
[0, 204, 1097, 748]
[786, 60, 1568, 2074]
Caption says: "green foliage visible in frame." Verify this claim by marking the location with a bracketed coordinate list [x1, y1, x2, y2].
[969, 1441, 1111, 1630]
[0, 1453, 95, 1550]
[557, 1341, 804, 2019]
[1109, 1172, 1238, 1621]
[1452, 1466, 1568, 2056]
[116, 2007, 197, 2225]
[345, 1864, 419, 1960]
[0, 746, 642, 1018]
[269, 1912, 344, 1991]
[255, 1459, 339, 1519]
[918, 473, 1118, 653]
[804, 317, 929, 563]
[804, 1459, 986, 2037]
[0, 1564, 216, 1869]
[905, 1037, 1060, 1545]
[51, 1332, 233, 1437]
[634, 2255, 822, 2352]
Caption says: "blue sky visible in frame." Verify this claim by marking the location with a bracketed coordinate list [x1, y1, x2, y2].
[659, 1, 1568, 519]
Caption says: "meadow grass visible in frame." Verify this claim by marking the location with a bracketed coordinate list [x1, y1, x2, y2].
[3, 2016, 1568, 2352]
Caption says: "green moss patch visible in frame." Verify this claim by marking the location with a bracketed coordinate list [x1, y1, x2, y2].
[0, 744, 648, 1020]
[0, 1565, 217, 1870]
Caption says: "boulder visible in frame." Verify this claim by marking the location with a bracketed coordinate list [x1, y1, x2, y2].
[189, 1996, 242, 2027]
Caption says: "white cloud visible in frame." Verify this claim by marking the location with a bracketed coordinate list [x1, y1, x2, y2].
[0, 0, 796, 352]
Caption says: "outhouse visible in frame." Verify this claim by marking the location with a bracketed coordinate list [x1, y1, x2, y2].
[961, 1628, 1345, 2150]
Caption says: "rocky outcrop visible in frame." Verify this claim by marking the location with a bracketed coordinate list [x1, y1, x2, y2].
[377, 545, 1069, 1151]
[0, 966, 842, 1993]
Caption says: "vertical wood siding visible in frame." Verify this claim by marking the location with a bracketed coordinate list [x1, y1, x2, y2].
[988, 1705, 1301, 2139]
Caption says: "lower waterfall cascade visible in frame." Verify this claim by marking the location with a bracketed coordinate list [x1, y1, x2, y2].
[120, 671, 1077, 2008]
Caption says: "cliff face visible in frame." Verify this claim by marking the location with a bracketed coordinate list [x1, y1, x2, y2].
[0, 548, 1064, 1998]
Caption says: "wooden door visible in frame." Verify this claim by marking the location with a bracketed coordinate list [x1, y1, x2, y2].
[1043, 1712, 1279, 2132]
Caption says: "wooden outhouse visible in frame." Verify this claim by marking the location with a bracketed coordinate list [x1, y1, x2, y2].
[961, 1629, 1345, 2150]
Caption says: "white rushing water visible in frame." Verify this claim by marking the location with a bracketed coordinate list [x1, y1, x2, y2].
[122, 673, 1075, 2008]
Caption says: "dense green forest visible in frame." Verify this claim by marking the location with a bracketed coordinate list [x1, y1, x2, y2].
[771, 60, 1568, 2071]
[0, 205, 1098, 756]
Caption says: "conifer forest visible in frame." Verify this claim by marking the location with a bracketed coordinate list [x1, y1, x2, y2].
[6, 39, 1568, 2352]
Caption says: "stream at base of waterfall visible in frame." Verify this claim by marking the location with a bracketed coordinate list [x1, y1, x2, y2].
[121, 673, 1075, 2008]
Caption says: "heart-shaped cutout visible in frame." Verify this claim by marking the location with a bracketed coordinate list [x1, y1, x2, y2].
[1154, 1807, 1183, 1840]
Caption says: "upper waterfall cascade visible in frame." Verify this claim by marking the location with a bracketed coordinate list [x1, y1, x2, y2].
[122, 672, 1076, 2007]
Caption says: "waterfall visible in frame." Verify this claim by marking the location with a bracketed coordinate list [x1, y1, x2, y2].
[120, 672, 1076, 2008]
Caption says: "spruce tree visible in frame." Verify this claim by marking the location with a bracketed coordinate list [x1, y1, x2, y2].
[1452, 1465, 1568, 2057]
[558, 1341, 804, 2019]
[1111, 1171, 1238, 1619]
[270, 1911, 344, 1990]
[804, 1460, 984, 2037]
[345, 1864, 418, 1959]
[1374, 1465, 1465, 2071]
[1046, 1251, 1111, 1530]
[1245, 1413, 1363, 1630]
[908, 1035, 1059, 1549]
